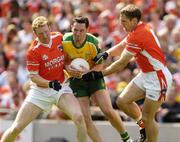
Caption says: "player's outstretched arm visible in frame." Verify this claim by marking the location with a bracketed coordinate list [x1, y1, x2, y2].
[83, 49, 133, 81]
[93, 38, 126, 63]
[102, 49, 133, 76]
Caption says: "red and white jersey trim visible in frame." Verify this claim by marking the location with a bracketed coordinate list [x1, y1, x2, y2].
[141, 50, 165, 70]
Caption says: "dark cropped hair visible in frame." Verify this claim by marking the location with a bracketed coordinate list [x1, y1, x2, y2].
[120, 4, 141, 22]
[72, 16, 89, 28]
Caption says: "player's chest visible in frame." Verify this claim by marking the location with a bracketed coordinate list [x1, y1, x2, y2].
[67, 44, 95, 58]
[38, 47, 64, 63]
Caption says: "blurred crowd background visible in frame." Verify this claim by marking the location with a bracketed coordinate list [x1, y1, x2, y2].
[0, 0, 179, 123]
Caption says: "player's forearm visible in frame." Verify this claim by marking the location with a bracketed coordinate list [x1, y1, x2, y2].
[30, 74, 49, 88]
[107, 44, 121, 57]
[102, 59, 127, 76]
[91, 63, 103, 71]
[107, 39, 126, 57]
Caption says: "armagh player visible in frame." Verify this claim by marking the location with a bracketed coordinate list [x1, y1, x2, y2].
[1, 16, 87, 142]
[63, 16, 133, 142]
[82, 4, 172, 142]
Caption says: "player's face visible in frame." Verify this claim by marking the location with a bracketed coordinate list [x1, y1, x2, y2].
[120, 15, 136, 32]
[71, 22, 87, 44]
[34, 24, 51, 44]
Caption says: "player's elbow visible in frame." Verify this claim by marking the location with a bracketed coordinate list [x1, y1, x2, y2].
[29, 74, 38, 82]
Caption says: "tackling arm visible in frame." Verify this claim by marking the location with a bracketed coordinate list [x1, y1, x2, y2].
[93, 38, 127, 63]
[102, 49, 133, 76]
[107, 38, 126, 57]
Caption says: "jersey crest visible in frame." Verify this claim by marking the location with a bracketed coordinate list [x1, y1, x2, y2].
[42, 54, 49, 61]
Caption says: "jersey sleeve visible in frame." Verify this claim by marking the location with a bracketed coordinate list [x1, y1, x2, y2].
[62, 33, 72, 42]
[26, 50, 40, 75]
[87, 33, 101, 53]
[125, 35, 143, 56]
[92, 35, 101, 53]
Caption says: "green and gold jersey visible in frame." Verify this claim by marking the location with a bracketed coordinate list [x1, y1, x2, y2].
[62, 32, 101, 68]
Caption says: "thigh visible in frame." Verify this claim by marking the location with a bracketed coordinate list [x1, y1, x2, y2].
[119, 81, 145, 103]
[57, 93, 82, 118]
[14, 102, 42, 128]
[92, 89, 113, 111]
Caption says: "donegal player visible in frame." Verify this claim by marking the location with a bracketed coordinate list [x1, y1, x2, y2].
[63, 16, 133, 142]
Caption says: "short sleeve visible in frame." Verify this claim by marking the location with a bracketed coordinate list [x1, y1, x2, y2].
[26, 50, 40, 75]
[125, 35, 142, 56]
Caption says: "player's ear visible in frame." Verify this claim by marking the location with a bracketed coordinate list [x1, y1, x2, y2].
[47, 23, 52, 32]
[71, 24, 74, 32]
[132, 17, 138, 24]
[32, 29, 37, 36]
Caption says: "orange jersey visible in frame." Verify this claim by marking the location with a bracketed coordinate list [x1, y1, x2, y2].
[125, 22, 166, 73]
[26, 32, 65, 83]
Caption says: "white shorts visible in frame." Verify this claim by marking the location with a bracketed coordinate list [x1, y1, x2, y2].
[25, 83, 73, 112]
[132, 67, 172, 101]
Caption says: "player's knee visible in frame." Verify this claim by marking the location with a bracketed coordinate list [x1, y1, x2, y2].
[103, 108, 114, 119]
[84, 117, 95, 130]
[85, 121, 96, 132]
[73, 112, 84, 124]
[83, 117, 94, 129]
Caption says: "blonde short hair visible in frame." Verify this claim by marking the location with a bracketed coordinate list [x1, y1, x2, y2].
[32, 16, 49, 32]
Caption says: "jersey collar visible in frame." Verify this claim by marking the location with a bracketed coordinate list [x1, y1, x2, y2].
[38, 37, 52, 48]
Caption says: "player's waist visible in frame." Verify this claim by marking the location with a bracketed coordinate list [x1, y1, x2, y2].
[141, 66, 170, 74]
[40, 76, 65, 83]
[140, 63, 166, 73]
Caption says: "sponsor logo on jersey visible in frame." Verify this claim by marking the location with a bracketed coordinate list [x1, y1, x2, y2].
[45, 55, 64, 68]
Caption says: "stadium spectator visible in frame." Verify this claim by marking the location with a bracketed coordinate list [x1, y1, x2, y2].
[148, 9, 166, 34]
[0, 71, 25, 118]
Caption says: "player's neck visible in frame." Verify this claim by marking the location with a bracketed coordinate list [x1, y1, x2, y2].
[73, 37, 86, 47]
[39, 37, 52, 47]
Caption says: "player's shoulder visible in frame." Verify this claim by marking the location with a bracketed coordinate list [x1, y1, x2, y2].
[51, 32, 63, 39]
[26, 39, 39, 57]
[28, 39, 39, 51]
[86, 33, 97, 39]
[63, 32, 73, 41]
[134, 22, 150, 35]
[128, 22, 148, 41]
[86, 33, 98, 44]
